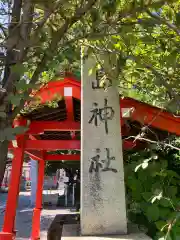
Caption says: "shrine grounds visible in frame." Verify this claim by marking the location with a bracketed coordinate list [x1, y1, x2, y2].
[0, 191, 71, 239]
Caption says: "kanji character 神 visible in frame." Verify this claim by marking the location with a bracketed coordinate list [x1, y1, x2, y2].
[88, 98, 114, 134]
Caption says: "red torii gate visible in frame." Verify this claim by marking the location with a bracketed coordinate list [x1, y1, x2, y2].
[0, 75, 179, 240]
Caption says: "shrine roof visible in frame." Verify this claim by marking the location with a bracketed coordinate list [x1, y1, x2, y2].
[20, 75, 180, 141]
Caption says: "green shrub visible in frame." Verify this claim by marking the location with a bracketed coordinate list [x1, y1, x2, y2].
[125, 147, 180, 240]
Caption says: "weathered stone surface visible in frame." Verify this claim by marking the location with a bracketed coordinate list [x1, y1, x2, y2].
[62, 224, 151, 240]
[62, 235, 151, 240]
[62, 224, 80, 236]
[81, 52, 127, 235]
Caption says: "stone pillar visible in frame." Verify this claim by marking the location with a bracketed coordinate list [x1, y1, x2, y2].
[30, 159, 38, 207]
[81, 51, 127, 235]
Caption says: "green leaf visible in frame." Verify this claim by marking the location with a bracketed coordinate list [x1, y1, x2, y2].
[166, 7, 174, 21]
[176, 13, 180, 25]
[160, 160, 168, 169]
[152, 182, 163, 192]
[142, 192, 152, 201]
[142, 179, 154, 192]
[11, 64, 27, 75]
[131, 190, 142, 201]
[171, 225, 180, 236]
[131, 71, 141, 78]
[15, 80, 27, 91]
[166, 186, 178, 197]
[145, 205, 160, 222]
[155, 220, 167, 231]
[151, 1, 164, 9]
[166, 170, 180, 179]
[159, 207, 171, 219]
[159, 198, 171, 208]
[127, 177, 142, 192]
[15, 80, 34, 91]
[7, 94, 22, 106]
[141, 36, 155, 44]
[137, 170, 148, 181]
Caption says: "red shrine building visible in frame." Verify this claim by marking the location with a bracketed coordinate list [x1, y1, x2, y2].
[0, 75, 179, 240]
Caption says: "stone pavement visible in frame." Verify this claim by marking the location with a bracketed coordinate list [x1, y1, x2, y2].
[0, 191, 72, 239]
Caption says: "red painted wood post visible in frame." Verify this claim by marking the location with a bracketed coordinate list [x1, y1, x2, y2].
[0, 143, 25, 240]
[31, 157, 45, 240]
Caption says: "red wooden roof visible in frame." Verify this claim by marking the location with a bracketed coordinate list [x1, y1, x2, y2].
[9, 76, 179, 155]
[22, 76, 180, 136]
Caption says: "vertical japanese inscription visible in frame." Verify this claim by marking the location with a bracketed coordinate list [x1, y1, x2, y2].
[89, 69, 117, 175]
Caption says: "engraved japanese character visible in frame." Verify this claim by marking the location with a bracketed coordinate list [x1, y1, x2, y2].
[89, 149, 102, 173]
[88, 98, 114, 134]
[92, 69, 112, 89]
[89, 148, 117, 173]
[101, 148, 117, 173]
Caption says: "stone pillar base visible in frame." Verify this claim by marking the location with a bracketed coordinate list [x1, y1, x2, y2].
[61, 224, 152, 240]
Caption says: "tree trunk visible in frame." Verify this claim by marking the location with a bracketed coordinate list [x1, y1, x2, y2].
[0, 112, 12, 188]
[0, 141, 9, 189]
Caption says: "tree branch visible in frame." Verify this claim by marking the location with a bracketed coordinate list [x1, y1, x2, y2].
[3, 0, 35, 93]
[12, 0, 97, 118]
[146, 10, 180, 36]
[2, 0, 22, 89]
[34, 0, 69, 31]
[18, 0, 34, 60]
[124, 136, 180, 151]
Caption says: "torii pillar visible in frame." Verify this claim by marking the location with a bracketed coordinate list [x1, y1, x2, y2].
[0, 137, 25, 239]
